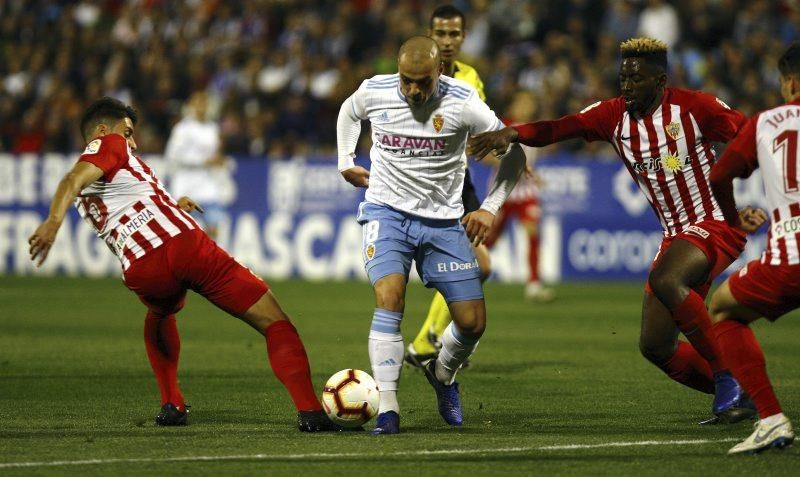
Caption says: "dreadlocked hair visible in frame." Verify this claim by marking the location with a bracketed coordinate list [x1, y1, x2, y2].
[620, 37, 668, 70]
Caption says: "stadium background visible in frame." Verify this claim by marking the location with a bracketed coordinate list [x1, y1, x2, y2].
[3, 1, 800, 474]
[1, 0, 793, 281]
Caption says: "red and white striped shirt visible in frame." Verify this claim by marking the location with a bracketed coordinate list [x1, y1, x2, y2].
[711, 98, 800, 265]
[513, 88, 746, 236]
[75, 133, 199, 270]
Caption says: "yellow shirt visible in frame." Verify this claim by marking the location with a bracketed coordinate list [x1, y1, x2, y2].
[453, 60, 486, 102]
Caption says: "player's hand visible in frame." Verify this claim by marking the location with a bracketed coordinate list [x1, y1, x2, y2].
[737, 206, 768, 233]
[341, 166, 370, 188]
[462, 209, 495, 247]
[28, 219, 61, 267]
[177, 196, 205, 214]
[468, 127, 519, 161]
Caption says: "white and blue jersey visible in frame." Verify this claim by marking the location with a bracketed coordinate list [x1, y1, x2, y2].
[337, 74, 504, 219]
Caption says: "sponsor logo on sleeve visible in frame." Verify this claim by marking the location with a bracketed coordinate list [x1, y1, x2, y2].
[83, 139, 101, 155]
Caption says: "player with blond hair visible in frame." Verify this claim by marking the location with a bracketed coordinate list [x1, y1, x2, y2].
[470, 38, 761, 422]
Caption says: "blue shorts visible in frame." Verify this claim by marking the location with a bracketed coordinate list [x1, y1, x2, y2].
[357, 202, 483, 302]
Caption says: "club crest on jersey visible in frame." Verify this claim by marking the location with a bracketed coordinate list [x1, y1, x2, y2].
[433, 114, 444, 133]
[365, 243, 376, 260]
[83, 139, 101, 154]
[665, 121, 682, 140]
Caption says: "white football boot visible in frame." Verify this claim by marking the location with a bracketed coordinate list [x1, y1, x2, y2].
[728, 414, 795, 455]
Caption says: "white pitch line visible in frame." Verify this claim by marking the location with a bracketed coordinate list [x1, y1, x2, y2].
[0, 438, 742, 469]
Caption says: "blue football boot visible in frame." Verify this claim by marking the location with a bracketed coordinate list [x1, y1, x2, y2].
[371, 411, 400, 435]
[424, 361, 463, 426]
[712, 371, 757, 424]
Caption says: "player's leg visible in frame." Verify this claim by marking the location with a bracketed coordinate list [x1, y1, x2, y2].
[518, 202, 554, 302]
[359, 203, 416, 434]
[143, 311, 187, 425]
[171, 230, 336, 431]
[647, 239, 725, 372]
[408, 171, 492, 365]
[369, 273, 407, 428]
[648, 234, 753, 420]
[418, 219, 484, 426]
[639, 291, 713, 393]
[711, 264, 795, 453]
[406, 243, 490, 367]
[439, 295, 485, 385]
[123, 244, 190, 425]
[239, 290, 334, 425]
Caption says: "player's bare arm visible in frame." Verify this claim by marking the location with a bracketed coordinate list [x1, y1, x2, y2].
[29, 161, 104, 266]
[340, 166, 370, 188]
[736, 206, 768, 233]
[469, 127, 519, 160]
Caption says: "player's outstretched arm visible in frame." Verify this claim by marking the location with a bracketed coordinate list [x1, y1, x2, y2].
[29, 161, 104, 266]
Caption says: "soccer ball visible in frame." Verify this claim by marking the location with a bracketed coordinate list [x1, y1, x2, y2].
[321, 369, 380, 427]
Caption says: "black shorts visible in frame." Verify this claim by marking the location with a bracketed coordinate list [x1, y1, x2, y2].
[462, 168, 481, 215]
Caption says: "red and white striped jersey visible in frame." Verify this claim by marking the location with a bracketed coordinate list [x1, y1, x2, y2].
[713, 99, 800, 265]
[75, 134, 199, 270]
[515, 88, 745, 236]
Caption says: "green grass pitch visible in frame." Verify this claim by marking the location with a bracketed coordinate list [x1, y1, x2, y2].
[1, 276, 799, 475]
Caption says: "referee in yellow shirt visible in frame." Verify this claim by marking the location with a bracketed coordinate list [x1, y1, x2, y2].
[406, 4, 493, 366]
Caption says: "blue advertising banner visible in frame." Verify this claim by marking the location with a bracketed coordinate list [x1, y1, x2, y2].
[0, 153, 768, 282]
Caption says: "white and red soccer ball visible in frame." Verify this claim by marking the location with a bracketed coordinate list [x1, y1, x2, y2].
[321, 369, 380, 427]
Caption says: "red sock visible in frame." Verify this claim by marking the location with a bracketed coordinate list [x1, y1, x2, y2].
[265, 320, 322, 412]
[715, 320, 782, 418]
[144, 312, 185, 410]
[658, 341, 714, 393]
[528, 235, 540, 283]
[673, 291, 724, 374]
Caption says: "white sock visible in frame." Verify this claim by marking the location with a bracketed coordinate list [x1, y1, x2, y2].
[369, 309, 403, 415]
[435, 322, 480, 385]
[761, 413, 787, 427]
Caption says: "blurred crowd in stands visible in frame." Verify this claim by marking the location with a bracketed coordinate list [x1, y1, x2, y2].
[2, 0, 799, 158]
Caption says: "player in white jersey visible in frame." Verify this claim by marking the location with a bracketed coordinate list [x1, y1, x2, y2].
[29, 97, 344, 432]
[165, 91, 228, 239]
[337, 37, 525, 434]
[708, 43, 800, 455]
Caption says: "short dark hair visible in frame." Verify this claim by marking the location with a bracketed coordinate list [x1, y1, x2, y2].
[80, 96, 138, 141]
[620, 37, 668, 71]
[430, 5, 465, 30]
[778, 42, 800, 78]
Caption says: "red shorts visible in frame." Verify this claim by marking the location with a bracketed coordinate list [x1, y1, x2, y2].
[728, 259, 800, 320]
[123, 229, 269, 316]
[645, 219, 746, 298]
